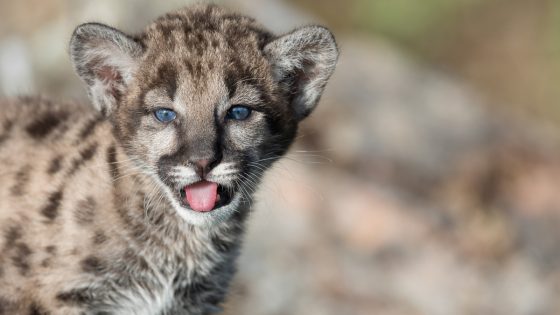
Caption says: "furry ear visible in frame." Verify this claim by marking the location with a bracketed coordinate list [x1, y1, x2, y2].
[264, 25, 338, 120]
[70, 23, 143, 116]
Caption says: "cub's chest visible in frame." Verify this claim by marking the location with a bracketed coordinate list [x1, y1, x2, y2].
[101, 277, 175, 315]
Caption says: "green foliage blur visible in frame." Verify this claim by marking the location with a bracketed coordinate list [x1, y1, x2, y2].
[293, 0, 560, 123]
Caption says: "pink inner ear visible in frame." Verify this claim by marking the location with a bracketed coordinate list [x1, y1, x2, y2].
[96, 65, 122, 83]
[94, 65, 124, 101]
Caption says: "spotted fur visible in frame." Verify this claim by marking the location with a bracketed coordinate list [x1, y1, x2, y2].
[0, 4, 337, 314]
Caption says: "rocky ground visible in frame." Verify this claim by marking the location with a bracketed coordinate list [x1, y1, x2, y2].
[2, 1, 560, 314]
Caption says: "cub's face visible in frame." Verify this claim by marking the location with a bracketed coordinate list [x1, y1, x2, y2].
[114, 29, 298, 225]
[70, 5, 338, 225]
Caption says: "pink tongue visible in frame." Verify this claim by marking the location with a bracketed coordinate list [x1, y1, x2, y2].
[184, 181, 218, 212]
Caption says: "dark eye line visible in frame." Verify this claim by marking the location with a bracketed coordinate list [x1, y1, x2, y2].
[153, 106, 175, 111]
[141, 105, 171, 115]
[229, 103, 268, 114]
[229, 103, 250, 110]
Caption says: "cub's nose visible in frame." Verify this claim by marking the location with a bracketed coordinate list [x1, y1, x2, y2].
[190, 158, 218, 178]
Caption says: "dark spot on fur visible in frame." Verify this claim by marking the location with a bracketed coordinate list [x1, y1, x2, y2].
[74, 197, 97, 225]
[81, 256, 104, 275]
[195, 33, 206, 56]
[2, 120, 13, 131]
[92, 230, 107, 245]
[56, 288, 91, 305]
[0, 119, 14, 146]
[42, 245, 56, 268]
[29, 302, 49, 315]
[123, 248, 150, 271]
[196, 32, 206, 44]
[156, 23, 176, 43]
[0, 297, 6, 314]
[45, 245, 56, 254]
[54, 121, 71, 137]
[12, 243, 32, 276]
[184, 59, 194, 75]
[68, 142, 98, 175]
[151, 211, 165, 226]
[0, 296, 15, 314]
[10, 166, 32, 196]
[113, 196, 149, 243]
[115, 205, 131, 226]
[225, 72, 237, 99]
[40, 258, 51, 268]
[130, 220, 148, 241]
[47, 156, 63, 175]
[41, 190, 63, 221]
[211, 39, 219, 49]
[156, 63, 178, 100]
[80, 142, 98, 160]
[75, 115, 103, 143]
[25, 111, 68, 139]
[4, 225, 22, 249]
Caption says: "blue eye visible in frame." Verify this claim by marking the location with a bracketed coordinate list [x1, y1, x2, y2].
[226, 105, 252, 121]
[154, 108, 177, 123]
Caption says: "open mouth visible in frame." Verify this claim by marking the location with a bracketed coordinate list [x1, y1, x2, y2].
[178, 181, 234, 212]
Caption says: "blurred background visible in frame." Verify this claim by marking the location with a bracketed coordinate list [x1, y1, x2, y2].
[1, 0, 560, 314]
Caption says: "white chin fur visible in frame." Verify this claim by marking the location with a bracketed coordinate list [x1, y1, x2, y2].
[172, 193, 242, 227]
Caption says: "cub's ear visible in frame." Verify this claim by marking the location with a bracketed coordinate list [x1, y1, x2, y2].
[264, 25, 338, 120]
[70, 23, 143, 116]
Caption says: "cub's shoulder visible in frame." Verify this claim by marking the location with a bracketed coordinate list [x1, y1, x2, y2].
[1, 96, 91, 120]
[0, 96, 105, 146]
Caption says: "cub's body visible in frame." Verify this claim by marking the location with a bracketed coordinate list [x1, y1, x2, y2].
[0, 97, 241, 314]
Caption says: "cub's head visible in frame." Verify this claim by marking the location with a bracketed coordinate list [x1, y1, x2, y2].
[70, 4, 338, 226]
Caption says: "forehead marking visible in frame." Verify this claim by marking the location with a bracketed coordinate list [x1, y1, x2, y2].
[156, 63, 178, 100]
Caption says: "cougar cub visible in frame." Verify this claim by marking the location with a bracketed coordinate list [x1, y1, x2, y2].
[0, 4, 337, 314]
